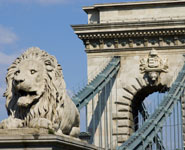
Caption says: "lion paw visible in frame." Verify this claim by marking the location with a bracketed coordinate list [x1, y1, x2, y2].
[29, 118, 52, 129]
[69, 127, 80, 137]
[0, 117, 23, 129]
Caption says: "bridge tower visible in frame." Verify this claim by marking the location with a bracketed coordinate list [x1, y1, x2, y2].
[72, 0, 185, 149]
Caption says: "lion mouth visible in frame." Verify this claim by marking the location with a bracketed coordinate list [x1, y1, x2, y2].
[17, 90, 38, 107]
[19, 90, 37, 97]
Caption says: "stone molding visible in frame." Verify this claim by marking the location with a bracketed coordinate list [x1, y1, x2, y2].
[83, 0, 185, 11]
[75, 27, 185, 40]
[72, 25, 185, 53]
[0, 129, 98, 150]
[72, 20, 185, 53]
[72, 19, 185, 36]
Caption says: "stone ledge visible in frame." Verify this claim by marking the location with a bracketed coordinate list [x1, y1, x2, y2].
[0, 128, 50, 135]
[0, 128, 98, 150]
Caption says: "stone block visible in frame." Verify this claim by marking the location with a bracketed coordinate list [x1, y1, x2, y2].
[117, 120, 134, 128]
[123, 86, 137, 96]
[182, 110, 185, 116]
[115, 98, 132, 106]
[112, 112, 132, 120]
[136, 77, 147, 88]
[117, 104, 132, 112]
[131, 82, 142, 92]
[113, 126, 133, 135]
[122, 92, 133, 100]
[117, 135, 130, 143]
[0, 129, 98, 150]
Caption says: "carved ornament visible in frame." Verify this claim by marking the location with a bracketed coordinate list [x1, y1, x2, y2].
[140, 49, 168, 82]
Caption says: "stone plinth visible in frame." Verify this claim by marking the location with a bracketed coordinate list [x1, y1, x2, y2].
[0, 128, 99, 150]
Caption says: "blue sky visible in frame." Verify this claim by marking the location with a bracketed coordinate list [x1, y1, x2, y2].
[0, 0, 144, 122]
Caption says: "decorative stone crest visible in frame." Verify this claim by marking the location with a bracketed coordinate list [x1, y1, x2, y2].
[140, 49, 168, 82]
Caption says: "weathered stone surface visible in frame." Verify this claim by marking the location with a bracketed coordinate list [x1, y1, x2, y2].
[112, 112, 133, 121]
[123, 86, 137, 96]
[117, 120, 134, 128]
[115, 98, 132, 106]
[131, 82, 142, 92]
[0, 128, 49, 135]
[0, 47, 80, 137]
[117, 135, 130, 143]
[0, 129, 98, 150]
[113, 127, 133, 135]
[117, 104, 132, 112]
[83, 1, 185, 24]
[136, 77, 147, 88]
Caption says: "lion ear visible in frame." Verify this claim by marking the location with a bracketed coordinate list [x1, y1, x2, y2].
[44, 59, 54, 72]
[44, 55, 58, 72]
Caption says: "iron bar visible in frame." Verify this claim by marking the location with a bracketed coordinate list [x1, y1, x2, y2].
[104, 87, 108, 149]
[170, 111, 172, 150]
[179, 99, 184, 150]
[99, 92, 103, 148]
[173, 105, 176, 150]
[109, 79, 113, 150]
[105, 84, 109, 149]
[86, 105, 88, 132]
[177, 98, 180, 149]
[115, 77, 118, 148]
[92, 92, 95, 144]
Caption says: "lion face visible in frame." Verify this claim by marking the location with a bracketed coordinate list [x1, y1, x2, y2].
[13, 60, 45, 107]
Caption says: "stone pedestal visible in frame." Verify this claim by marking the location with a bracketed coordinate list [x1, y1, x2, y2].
[0, 128, 99, 150]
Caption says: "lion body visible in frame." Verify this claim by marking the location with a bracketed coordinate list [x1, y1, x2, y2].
[0, 47, 80, 137]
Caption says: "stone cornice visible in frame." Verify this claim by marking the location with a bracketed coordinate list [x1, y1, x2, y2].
[81, 34, 185, 53]
[72, 14, 185, 54]
[83, 0, 185, 13]
[85, 46, 185, 53]
[77, 28, 185, 40]
[72, 20, 185, 40]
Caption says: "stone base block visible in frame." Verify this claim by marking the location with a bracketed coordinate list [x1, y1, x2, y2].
[0, 128, 98, 150]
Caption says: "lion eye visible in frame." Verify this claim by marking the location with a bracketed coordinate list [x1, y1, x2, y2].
[30, 69, 37, 74]
[45, 60, 51, 65]
[14, 70, 20, 76]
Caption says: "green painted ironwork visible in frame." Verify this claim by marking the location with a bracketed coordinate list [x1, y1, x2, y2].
[72, 56, 120, 110]
[140, 103, 165, 150]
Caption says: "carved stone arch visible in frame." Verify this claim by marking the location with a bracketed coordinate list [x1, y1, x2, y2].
[111, 51, 185, 145]
[114, 76, 170, 144]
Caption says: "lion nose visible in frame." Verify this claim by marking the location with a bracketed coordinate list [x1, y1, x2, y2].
[14, 79, 25, 84]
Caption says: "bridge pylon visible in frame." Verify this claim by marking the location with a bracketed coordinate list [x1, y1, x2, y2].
[72, 0, 185, 149]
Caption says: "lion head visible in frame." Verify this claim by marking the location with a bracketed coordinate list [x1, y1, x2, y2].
[4, 47, 67, 124]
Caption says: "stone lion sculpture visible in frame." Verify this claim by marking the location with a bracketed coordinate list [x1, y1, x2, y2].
[0, 47, 80, 137]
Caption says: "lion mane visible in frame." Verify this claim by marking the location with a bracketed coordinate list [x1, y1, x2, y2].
[2, 47, 80, 136]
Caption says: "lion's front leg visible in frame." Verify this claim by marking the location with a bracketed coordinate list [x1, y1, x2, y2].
[28, 118, 53, 129]
[69, 127, 80, 137]
[0, 116, 23, 129]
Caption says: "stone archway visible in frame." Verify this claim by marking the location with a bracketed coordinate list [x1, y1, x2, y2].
[119, 77, 168, 135]
[113, 49, 185, 145]
[113, 76, 168, 144]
